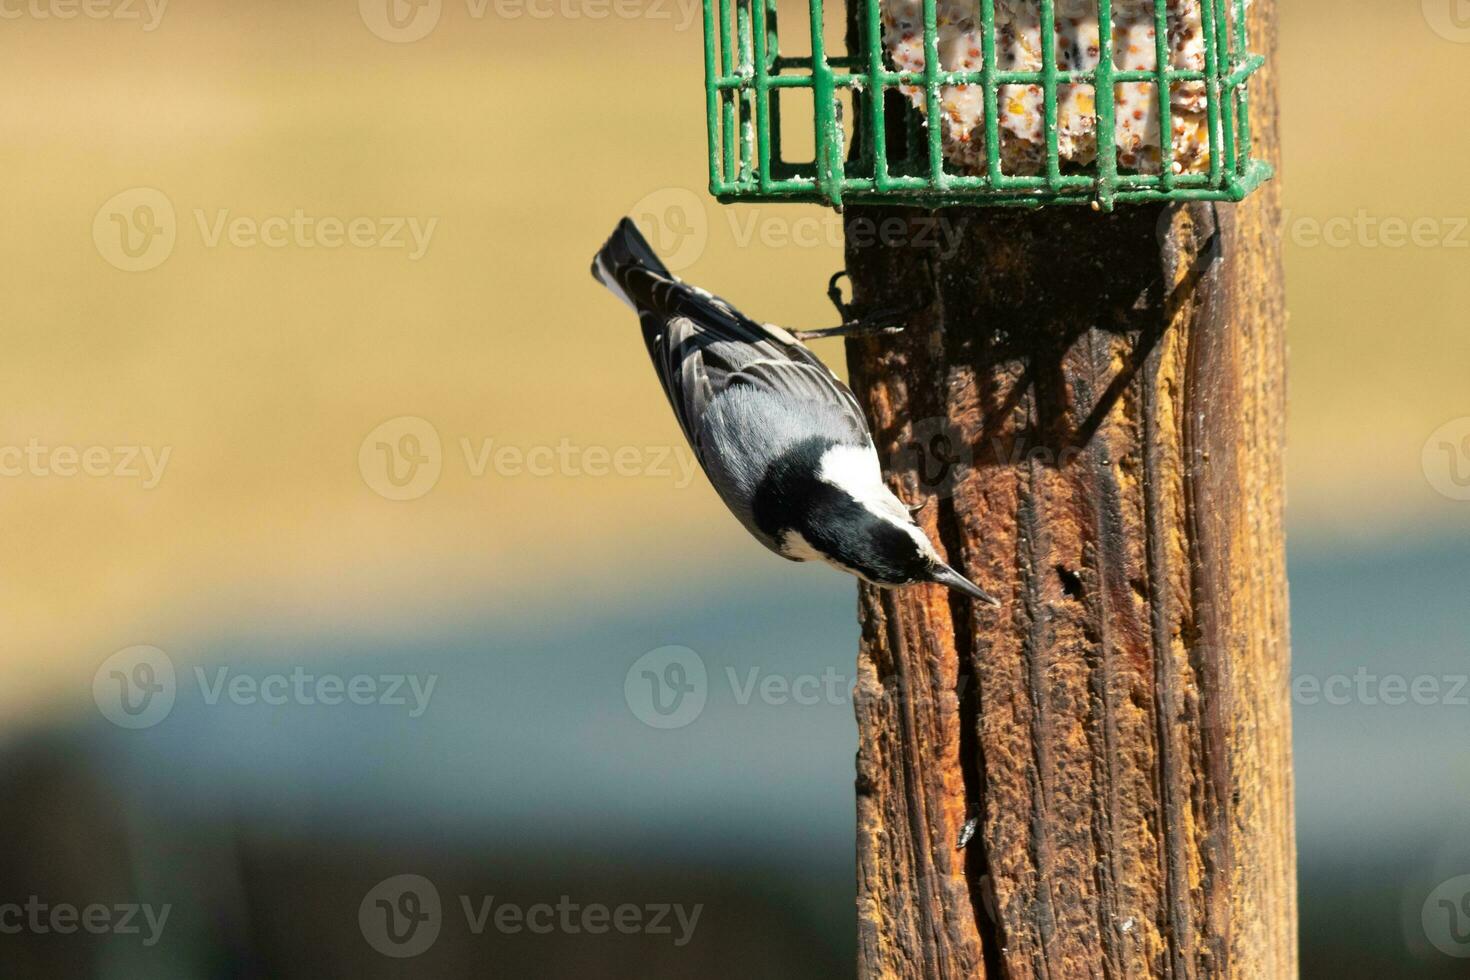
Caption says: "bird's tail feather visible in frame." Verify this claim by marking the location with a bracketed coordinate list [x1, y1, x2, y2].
[603, 218, 671, 277]
[591, 218, 674, 311]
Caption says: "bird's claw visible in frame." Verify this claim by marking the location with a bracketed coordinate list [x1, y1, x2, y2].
[809, 268, 939, 341]
[792, 314, 907, 342]
[797, 270, 909, 341]
[827, 270, 854, 322]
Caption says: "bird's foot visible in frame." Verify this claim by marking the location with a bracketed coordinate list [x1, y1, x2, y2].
[792, 272, 910, 340]
[800, 268, 938, 341]
[792, 313, 907, 342]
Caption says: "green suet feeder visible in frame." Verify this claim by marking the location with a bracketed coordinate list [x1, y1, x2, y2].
[703, 0, 1272, 210]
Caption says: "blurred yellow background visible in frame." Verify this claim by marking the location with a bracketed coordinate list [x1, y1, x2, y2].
[1, 1, 1466, 719]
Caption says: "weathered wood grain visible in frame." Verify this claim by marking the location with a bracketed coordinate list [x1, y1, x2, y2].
[843, 5, 1293, 976]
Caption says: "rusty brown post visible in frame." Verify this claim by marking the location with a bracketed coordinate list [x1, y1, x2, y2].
[842, 3, 1294, 977]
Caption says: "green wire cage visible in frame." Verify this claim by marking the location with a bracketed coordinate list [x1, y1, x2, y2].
[703, 0, 1272, 209]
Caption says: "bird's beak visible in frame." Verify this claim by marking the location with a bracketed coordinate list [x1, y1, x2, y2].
[930, 563, 1002, 607]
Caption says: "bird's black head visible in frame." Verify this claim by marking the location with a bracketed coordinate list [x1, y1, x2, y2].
[795, 484, 934, 586]
[753, 438, 999, 604]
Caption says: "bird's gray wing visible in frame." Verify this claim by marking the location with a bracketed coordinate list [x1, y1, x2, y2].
[640, 284, 870, 455]
[721, 357, 866, 440]
[639, 310, 712, 451]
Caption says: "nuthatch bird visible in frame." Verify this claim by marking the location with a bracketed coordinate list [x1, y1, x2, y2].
[592, 218, 998, 605]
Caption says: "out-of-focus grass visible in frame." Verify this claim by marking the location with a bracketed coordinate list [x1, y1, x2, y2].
[0, 1, 1465, 719]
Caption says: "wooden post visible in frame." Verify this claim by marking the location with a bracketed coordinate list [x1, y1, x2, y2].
[842, 3, 1294, 977]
